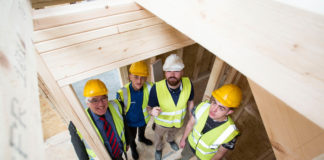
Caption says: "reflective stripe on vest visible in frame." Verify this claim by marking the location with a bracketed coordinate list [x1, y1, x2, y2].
[118, 82, 152, 123]
[188, 101, 239, 160]
[85, 100, 127, 153]
[155, 77, 191, 128]
[76, 130, 97, 159]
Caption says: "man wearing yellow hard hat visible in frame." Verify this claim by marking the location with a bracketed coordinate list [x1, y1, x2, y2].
[80, 79, 128, 160]
[117, 61, 153, 160]
[178, 84, 242, 160]
[147, 54, 195, 160]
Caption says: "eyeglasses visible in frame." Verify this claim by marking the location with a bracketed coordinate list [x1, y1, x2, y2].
[211, 99, 227, 111]
[88, 96, 108, 105]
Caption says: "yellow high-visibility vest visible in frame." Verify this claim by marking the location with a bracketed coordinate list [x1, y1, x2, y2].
[117, 82, 152, 123]
[155, 77, 191, 128]
[188, 101, 239, 160]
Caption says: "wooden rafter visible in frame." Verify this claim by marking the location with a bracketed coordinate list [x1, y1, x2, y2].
[202, 57, 225, 101]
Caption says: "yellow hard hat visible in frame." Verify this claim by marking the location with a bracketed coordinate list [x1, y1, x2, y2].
[212, 84, 242, 108]
[129, 61, 149, 77]
[83, 79, 108, 97]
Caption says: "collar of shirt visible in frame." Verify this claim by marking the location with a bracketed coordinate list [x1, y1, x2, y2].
[166, 80, 182, 93]
[90, 107, 112, 123]
[129, 82, 144, 93]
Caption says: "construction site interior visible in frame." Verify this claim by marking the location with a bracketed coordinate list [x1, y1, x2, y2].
[1, 0, 324, 160]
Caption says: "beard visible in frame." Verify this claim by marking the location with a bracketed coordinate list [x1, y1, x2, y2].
[167, 77, 181, 86]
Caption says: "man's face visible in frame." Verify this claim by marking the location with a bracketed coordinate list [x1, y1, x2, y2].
[165, 71, 183, 86]
[129, 74, 147, 91]
[87, 95, 108, 116]
[209, 98, 233, 121]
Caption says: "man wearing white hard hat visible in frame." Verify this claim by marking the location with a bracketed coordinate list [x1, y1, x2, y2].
[147, 54, 195, 160]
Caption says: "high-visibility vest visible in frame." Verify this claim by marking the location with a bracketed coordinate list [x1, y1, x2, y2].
[188, 101, 239, 160]
[154, 77, 191, 128]
[76, 130, 97, 160]
[117, 82, 152, 123]
[85, 100, 127, 158]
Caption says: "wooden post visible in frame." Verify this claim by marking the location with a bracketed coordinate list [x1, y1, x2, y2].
[176, 48, 183, 58]
[118, 66, 129, 87]
[192, 46, 205, 80]
[202, 57, 225, 101]
[223, 67, 238, 85]
[147, 57, 156, 82]
[248, 79, 324, 160]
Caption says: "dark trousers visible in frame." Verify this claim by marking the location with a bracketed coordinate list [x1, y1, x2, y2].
[128, 125, 148, 150]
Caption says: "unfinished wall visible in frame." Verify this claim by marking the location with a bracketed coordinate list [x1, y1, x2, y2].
[153, 48, 276, 159]
[39, 86, 67, 140]
[226, 77, 275, 160]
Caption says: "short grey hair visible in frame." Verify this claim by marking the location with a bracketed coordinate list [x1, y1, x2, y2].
[85, 97, 90, 104]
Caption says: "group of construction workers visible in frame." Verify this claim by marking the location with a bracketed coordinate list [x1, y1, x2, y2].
[69, 54, 243, 160]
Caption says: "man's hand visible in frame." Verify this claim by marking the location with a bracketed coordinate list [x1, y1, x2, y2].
[179, 138, 186, 148]
[151, 107, 161, 117]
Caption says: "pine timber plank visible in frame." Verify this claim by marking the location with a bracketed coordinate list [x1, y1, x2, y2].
[118, 16, 163, 33]
[33, 0, 142, 30]
[61, 85, 111, 160]
[38, 75, 69, 123]
[35, 25, 118, 53]
[37, 53, 70, 122]
[35, 16, 164, 53]
[35, 16, 163, 53]
[33, 10, 154, 43]
[57, 39, 193, 87]
[249, 79, 324, 160]
[135, 0, 324, 129]
[40, 23, 193, 86]
[202, 57, 225, 101]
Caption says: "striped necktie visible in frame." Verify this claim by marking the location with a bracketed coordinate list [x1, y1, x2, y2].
[99, 116, 121, 159]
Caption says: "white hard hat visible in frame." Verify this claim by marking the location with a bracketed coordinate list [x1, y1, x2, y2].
[163, 54, 184, 71]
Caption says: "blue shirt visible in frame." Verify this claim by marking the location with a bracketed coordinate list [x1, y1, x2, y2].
[148, 79, 194, 107]
[90, 108, 124, 157]
[116, 82, 146, 127]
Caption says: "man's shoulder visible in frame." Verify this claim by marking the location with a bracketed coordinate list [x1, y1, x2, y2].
[109, 99, 122, 106]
